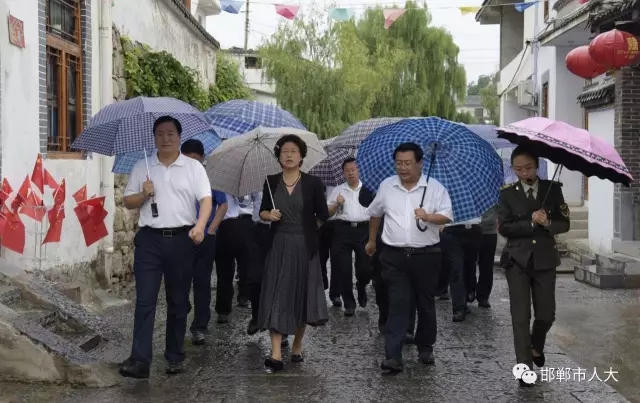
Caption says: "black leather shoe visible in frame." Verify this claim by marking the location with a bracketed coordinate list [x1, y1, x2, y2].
[357, 283, 368, 307]
[405, 333, 415, 344]
[247, 320, 259, 335]
[467, 291, 476, 303]
[265, 357, 284, 373]
[191, 331, 206, 345]
[291, 351, 304, 363]
[237, 297, 250, 308]
[380, 358, 404, 372]
[452, 310, 466, 322]
[217, 314, 229, 324]
[165, 360, 184, 375]
[331, 297, 342, 307]
[344, 306, 356, 317]
[418, 351, 435, 365]
[119, 358, 150, 379]
[532, 349, 545, 368]
[478, 298, 491, 308]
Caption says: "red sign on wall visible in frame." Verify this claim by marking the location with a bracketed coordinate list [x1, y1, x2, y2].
[8, 15, 25, 48]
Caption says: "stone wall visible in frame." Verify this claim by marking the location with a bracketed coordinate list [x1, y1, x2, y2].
[109, 27, 137, 286]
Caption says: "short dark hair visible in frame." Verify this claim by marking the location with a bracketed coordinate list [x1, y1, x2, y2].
[153, 116, 182, 135]
[393, 142, 423, 162]
[274, 134, 308, 160]
[342, 157, 356, 170]
[181, 139, 205, 156]
[511, 145, 539, 168]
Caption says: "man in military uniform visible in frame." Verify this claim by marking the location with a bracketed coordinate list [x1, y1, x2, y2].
[497, 145, 570, 387]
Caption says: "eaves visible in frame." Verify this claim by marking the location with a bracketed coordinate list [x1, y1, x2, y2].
[586, 0, 640, 31]
[577, 79, 615, 108]
[165, 0, 220, 49]
[539, 2, 592, 42]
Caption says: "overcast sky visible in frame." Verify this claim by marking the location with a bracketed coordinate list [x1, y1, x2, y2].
[206, 0, 500, 84]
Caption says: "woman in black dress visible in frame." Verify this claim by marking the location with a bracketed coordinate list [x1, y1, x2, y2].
[258, 134, 330, 373]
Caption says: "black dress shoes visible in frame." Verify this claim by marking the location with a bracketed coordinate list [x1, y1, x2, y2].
[405, 333, 415, 344]
[217, 314, 229, 324]
[191, 331, 206, 345]
[331, 297, 343, 307]
[265, 357, 284, 373]
[344, 306, 356, 316]
[165, 360, 184, 375]
[380, 358, 404, 372]
[418, 351, 435, 365]
[247, 320, 259, 335]
[532, 349, 545, 368]
[478, 298, 491, 308]
[356, 283, 368, 307]
[291, 351, 304, 363]
[119, 358, 150, 379]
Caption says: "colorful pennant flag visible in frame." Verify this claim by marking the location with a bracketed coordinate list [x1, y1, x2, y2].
[220, 0, 244, 14]
[10, 176, 30, 212]
[1, 209, 25, 254]
[383, 9, 406, 30]
[329, 8, 354, 21]
[44, 169, 59, 191]
[275, 5, 299, 20]
[515, 2, 537, 12]
[459, 6, 481, 15]
[30, 154, 44, 194]
[19, 191, 45, 222]
[74, 196, 109, 247]
[72, 185, 87, 203]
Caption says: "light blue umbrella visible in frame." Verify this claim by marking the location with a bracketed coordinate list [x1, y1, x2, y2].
[72, 96, 211, 155]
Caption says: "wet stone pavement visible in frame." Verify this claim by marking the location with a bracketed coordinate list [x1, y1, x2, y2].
[0, 268, 636, 403]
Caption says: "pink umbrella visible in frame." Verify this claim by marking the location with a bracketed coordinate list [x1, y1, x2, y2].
[497, 117, 632, 186]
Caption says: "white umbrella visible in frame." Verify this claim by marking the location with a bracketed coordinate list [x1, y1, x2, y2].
[205, 126, 327, 198]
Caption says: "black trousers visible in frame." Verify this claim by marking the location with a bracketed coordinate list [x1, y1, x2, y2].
[474, 233, 497, 301]
[439, 226, 482, 312]
[189, 233, 216, 332]
[372, 244, 416, 332]
[318, 221, 340, 299]
[247, 222, 271, 321]
[379, 244, 440, 360]
[214, 216, 252, 315]
[331, 221, 372, 309]
[130, 227, 196, 364]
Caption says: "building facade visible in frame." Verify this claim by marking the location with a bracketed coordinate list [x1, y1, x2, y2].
[224, 47, 277, 105]
[456, 95, 491, 124]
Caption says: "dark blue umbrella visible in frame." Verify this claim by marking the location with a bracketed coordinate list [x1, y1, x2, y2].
[204, 100, 306, 139]
[356, 117, 504, 223]
[309, 137, 355, 186]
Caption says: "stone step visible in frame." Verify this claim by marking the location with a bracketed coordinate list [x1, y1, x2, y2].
[569, 207, 588, 221]
[570, 219, 588, 230]
[0, 285, 20, 304]
[557, 229, 588, 240]
[595, 252, 640, 274]
[574, 264, 640, 289]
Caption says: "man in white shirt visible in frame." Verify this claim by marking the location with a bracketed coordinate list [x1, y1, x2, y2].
[119, 116, 212, 378]
[328, 157, 371, 316]
[439, 216, 483, 322]
[365, 142, 453, 373]
[319, 185, 340, 306]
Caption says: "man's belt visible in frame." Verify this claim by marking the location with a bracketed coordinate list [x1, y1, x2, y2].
[447, 223, 481, 230]
[336, 220, 368, 228]
[383, 243, 440, 255]
[141, 225, 191, 237]
[239, 214, 252, 219]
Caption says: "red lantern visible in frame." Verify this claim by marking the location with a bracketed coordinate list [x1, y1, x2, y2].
[566, 46, 608, 79]
[588, 29, 640, 70]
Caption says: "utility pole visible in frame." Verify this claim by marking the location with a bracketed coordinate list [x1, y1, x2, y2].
[244, 0, 250, 53]
[532, 1, 541, 116]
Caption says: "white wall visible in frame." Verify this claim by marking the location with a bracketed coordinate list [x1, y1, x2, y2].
[254, 93, 277, 105]
[228, 54, 276, 96]
[113, 0, 217, 86]
[0, 0, 109, 271]
[587, 108, 615, 253]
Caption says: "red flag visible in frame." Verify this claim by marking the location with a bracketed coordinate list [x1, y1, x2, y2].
[74, 203, 108, 247]
[78, 197, 107, 225]
[11, 176, 30, 212]
[0, 209, 26, 254]
[44, 169, 59, 191]
[52, 179, 66, 208]
[43, 205, 65, 244]
[31, 154, 45, 194]
[72, 185, 87, 203]
[0, 178, 12, 205]
[19, 191, 45, 222]
[0, 203, 8, 238]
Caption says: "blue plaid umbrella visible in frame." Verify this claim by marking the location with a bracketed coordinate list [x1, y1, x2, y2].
[111, 130, 222, 174]
[309, 137, 355, 186]
[204, 100, 306, 139]
[356, 117, 504, 223]
[327, 117, 406, 151]
[71, 97, 211, 155]
[463, 124, 549, 182]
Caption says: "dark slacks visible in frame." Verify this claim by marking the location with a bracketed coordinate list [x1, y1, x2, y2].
[189, 233, 216, 333]
[439, 226, 482, 312]
[247, 222, 271, 321]
[474, 233, 497, 301]
[505, 258, 556, 368]
[331, 221, 372, 309]
[214, 216, 252, 315]
[130, 227, 196, 364]
[318, 221, 340, 299]
[379, 245, 440, 360]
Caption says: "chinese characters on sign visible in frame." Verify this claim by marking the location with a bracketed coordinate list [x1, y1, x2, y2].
[540, 367, 619, 383]
[8, 15, 25, 48]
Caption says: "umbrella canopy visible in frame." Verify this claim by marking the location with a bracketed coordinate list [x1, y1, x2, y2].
[205, 126, 326, 197]
[309, 138, 355, 186]
[204, 100, 306, 139]
[356, 117, 504, 223]
[327, 117, 405, 150]
[498, 117, 632, 186]
[71, 96, 211, 155]
[111, 130, 222, 174]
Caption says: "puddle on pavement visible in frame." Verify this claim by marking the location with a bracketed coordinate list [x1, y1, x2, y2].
[552, 303, 640, 403]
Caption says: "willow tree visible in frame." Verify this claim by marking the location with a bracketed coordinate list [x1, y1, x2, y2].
[355, 2, 467, 118]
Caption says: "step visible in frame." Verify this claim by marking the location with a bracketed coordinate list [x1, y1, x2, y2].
[574, 264, 640, 289]
[595, 252, 640, 275]
[569, 207, 588, 221]
[557, 229, 588, 240]
[570, 219, 588, 230]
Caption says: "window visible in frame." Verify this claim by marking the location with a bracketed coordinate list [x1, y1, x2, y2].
[543, 0, 549, 21]
[541, 82, 549, 118]
[474, 108, 484, 119]
[245, 56, 262, 69]
[46, 0, 83, 154]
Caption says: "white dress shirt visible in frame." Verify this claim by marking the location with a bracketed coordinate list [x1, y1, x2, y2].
[328, 181, 370, 222]
[446, 217, 481, 227]
[223, 193, 239, 220]
[124, 153, 211, 228]
[521, 180, 539, 199]
[367, 175, 453, 247]
[244, 191, 269, 224]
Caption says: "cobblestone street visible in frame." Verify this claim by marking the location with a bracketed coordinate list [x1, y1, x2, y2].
[0, 269, 635, 403]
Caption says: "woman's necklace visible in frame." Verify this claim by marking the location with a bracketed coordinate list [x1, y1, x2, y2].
[283, 172, 301, 187]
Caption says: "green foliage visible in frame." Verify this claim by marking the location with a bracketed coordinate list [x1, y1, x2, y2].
[121, 36, 251, 110]
[480, 73, 500, 125]
[454, 111, 476, 124]
[260, 2, 467, 138]
[467, 74, 493, 96]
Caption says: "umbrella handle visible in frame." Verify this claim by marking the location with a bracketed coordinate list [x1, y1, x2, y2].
[143, 150, 159, 217]
[416, 147, 438, 232]
[540, 164, 563, 209]
[266, 178, 276, 210]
